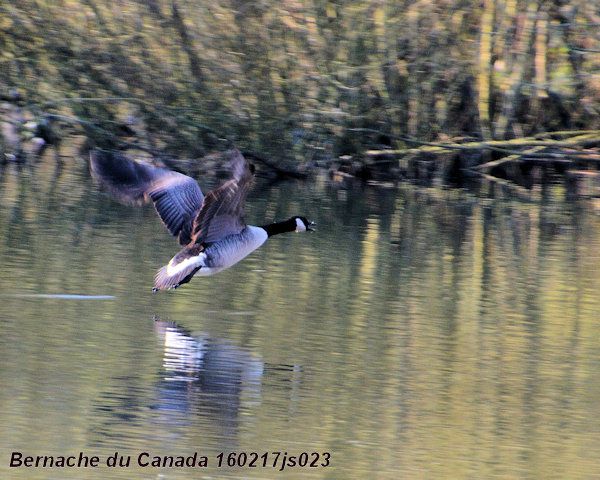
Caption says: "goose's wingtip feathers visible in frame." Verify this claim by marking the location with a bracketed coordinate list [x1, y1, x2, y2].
[89, 149, 204, 244]
[89, 149, 153, 206]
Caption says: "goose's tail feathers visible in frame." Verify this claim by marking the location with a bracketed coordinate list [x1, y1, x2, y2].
[152, 255, 203, 292]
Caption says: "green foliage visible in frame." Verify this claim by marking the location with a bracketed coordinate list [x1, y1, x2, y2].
[0, 0, 598, 163]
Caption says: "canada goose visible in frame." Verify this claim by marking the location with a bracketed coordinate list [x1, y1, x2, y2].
[90, 149, 313, 291]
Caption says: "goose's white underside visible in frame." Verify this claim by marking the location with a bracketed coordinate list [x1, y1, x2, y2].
[165, 225, 269, 278]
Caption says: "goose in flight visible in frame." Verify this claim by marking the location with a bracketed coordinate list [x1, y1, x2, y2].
[90, 149, 313, 291]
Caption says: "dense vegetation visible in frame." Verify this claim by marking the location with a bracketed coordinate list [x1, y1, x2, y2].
[0, 1, 599, 180]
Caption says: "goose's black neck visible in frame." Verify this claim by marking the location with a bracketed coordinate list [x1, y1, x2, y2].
[261, 218, 296, 237]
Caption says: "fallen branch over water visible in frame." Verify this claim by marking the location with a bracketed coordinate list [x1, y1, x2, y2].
[242, 151, 308, 179]
[366, 131, 600, 159]
[474, 146, 546, 170]
[361, 130, 600, 195]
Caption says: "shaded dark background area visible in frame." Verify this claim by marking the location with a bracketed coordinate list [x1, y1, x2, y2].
[0, 0, 598, 166]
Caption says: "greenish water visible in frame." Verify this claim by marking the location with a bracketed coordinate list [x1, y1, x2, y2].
[0, 159, 599, 479]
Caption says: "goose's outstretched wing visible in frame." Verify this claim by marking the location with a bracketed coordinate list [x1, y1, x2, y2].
[90, 150, 204, 245]
[191, 149, 254, 245]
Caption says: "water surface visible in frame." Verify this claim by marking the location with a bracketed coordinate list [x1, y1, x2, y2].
[0, 159, 599, 479]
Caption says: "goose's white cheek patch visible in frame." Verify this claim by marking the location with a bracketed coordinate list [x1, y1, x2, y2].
[295, 218, 306, 232]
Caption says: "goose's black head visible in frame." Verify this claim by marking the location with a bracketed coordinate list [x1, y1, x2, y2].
[261, 216, 315, 237]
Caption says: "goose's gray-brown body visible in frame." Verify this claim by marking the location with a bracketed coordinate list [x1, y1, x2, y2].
[90, 149, 311, 291]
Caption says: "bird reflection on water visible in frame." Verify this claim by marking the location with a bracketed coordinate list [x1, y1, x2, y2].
[89, 318, 303, 450]
[152, 318, 264, 440]
[152, 319, 304, 443]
